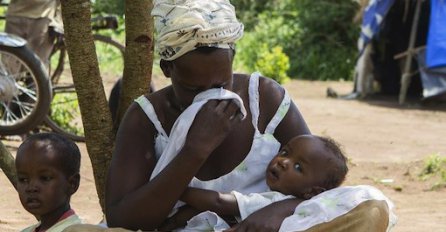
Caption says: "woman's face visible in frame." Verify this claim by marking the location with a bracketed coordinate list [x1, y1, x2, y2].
[161, 48, 234, 110]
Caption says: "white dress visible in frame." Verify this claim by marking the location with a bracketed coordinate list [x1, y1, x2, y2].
[135, 72, 290, 197]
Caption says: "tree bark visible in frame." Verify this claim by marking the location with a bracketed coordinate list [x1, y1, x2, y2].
[0, 141, 17, 189]
[115, 0, 154, 129]
[60, 0, 114, 213]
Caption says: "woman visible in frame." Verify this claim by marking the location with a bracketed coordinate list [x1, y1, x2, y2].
[105, 0, 392, 231]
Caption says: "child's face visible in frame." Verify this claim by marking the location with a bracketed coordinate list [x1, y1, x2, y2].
[15, 143, 73, 220]
[266, 135, 332, 197]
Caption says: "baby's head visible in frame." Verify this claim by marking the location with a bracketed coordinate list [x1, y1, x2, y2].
[266, 135, 348, 199]
[15, 133, 81, 220]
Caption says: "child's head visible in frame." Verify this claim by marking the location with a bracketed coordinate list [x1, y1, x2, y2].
[15, 133, 81, 220]
[266, 135, 348, 199]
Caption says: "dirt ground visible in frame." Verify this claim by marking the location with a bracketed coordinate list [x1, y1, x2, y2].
[1, 76, 445, 231]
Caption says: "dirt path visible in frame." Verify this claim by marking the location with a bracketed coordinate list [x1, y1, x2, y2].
[1, 78, 445, 231]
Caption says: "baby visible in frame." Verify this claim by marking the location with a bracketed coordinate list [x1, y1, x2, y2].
[166, 134, 348, 230]
[15, 133, 82, 232]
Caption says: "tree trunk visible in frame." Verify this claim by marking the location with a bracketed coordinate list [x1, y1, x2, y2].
[60, 0, 114, 213]
[115, 0, 154, 128]
[0, 141, 17, 189]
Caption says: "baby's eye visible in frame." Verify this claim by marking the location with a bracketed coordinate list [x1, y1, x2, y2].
[18, 177, 28, 183]
[294, 163, 302, 172]
[279, 150, 288, 156]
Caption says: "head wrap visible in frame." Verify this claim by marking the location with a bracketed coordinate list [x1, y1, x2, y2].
[152, 0, 244, 61]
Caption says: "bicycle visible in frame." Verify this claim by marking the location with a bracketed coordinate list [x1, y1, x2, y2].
[0, 32, 52, 136]
[46, 15, 125, 141]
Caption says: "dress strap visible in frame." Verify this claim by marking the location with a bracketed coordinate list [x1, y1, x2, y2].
[135, 95, 168, 138]
[248, 72, 261, 131]
[265, 89, 291, 134]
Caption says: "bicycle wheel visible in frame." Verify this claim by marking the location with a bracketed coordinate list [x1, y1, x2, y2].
[45, 34, 124, 141]
[0, 44, 52, 135]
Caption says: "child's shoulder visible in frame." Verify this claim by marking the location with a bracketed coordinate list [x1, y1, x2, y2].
[20, 223, 40, 232]
[49, 212, 82, 231]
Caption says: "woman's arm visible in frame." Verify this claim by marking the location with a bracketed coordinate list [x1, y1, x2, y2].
[105, 98, 243, 230]
[180, 187, 239, 216]
[258, 76, 311, 143]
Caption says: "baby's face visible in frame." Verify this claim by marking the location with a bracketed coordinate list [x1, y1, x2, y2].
[266, 135, 331, 197]
[15, 143, 71, 219]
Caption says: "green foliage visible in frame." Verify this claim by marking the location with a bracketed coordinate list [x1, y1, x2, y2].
[419, 154, 446, 190]
[50, 93, 84, 136]
[234, 13, 297, 81]
[92, 0, 125, 16]
[234, 0, 359, 81]
[231, 0, 276, 30]
[291, 0, 359, 80]
[254, 44, 290, 84]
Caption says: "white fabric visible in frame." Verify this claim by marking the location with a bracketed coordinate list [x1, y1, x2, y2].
[21, 213, 82, 232]
[134, 96, 170, 160]
[149, 87, 247, 181]
[176, 211, 230, 232]
[279, 185, 397, 232]
[7, 0, 63, 32]
[151, 0, 244, 60]
[232, 191, 294, 220]
[182, 185, 396, 232]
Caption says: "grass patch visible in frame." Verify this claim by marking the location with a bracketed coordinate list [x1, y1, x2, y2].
[419, 153, 446, 190]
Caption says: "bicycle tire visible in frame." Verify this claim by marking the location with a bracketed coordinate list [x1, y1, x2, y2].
[45, 34, 125, 142]
[0, 44, 52, 135]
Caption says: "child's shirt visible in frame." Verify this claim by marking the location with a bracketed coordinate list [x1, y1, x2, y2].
[21, 209, 82, 232]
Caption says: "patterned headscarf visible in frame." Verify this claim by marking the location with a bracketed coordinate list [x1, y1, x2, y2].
[152, 0, 244, 61]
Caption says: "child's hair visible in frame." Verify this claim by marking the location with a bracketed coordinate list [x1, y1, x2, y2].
[18, 133, 81, 176]
[315, 136, 348, 190]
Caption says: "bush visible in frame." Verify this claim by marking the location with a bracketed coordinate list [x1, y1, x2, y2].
[291, 0, 359, 80]
[255, 44, 290, 84]
[92, 0, 125, 16]
[234, 14, 298, 82]
[234, 0, 359, 81]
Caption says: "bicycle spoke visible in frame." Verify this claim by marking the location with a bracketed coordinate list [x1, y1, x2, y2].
[15, 82, 38, 102]
[11, 98, 35, 114]
[0, 101, 20, 125]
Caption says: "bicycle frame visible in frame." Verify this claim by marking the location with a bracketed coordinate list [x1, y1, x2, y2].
[0, 32, 27, 47]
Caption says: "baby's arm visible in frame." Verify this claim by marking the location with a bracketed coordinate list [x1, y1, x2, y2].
[180, 187, 240, 216]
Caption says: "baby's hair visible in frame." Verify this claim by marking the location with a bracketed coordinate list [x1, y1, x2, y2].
[315, 136, 348, 190]
[18, 133, 81, 177]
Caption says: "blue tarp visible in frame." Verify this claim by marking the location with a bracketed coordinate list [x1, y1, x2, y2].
[426, 0, 446, 68]
[417, 49, 446, 98]
[358, 0, 395, 54]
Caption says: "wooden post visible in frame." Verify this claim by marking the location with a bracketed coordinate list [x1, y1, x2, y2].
[399, 0, 423, 104]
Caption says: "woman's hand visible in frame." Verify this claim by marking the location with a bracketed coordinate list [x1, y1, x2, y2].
[158, 205, 202, 231]
[224, 198, 302, 232]
[185, 99, 243, 156]
[224, 211, 282, 232]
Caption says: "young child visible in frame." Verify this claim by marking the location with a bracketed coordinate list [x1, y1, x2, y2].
[166, 134, 348, 230]
[15, 133, 82, 232]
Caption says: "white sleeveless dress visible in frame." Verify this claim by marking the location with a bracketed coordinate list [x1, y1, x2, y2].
[135, 72, 290, 196]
